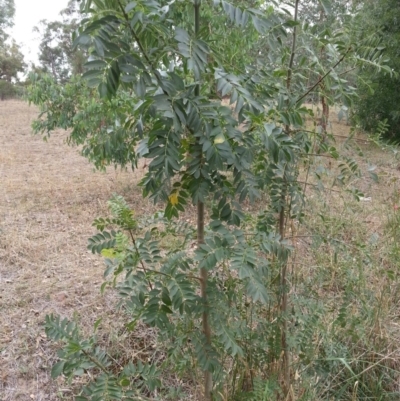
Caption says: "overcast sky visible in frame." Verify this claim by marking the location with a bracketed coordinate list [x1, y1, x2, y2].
[10, 0, 69, 66]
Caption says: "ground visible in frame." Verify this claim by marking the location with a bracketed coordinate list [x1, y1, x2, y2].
[0, 100, 159, 401]
[1, 100, 400, 400]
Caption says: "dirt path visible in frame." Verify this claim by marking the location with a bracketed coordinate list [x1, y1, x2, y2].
[0, 101, 153, 401]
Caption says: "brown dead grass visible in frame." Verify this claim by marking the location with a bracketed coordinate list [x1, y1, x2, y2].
[0, 100, 160, 401]
[295, 105, 400, 269]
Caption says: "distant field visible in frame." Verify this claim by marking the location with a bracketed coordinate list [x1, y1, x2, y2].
[1, 100, 400, 400]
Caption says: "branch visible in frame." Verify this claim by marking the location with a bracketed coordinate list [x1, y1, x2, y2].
[81, 349, 109, 374]
[128, 229, 153, 290]
[297, 180, 340, 192]
[296, 46, 352, 104]
[294, 128, 368, 143]
[286, 0, 300, 91]
[338, 67, 356, 76]
[116, 0, 166, 92]
[301, 153, 335, 158]
[140, 268, 202, 283]
[329, 134, 368, 143]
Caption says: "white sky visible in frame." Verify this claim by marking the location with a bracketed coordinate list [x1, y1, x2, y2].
[10, 0, 69, 66]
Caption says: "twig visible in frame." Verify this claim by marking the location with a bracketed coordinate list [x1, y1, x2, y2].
[301, 153, 335, 158]
[128, 229, 153, 290]
[297, 180, 340, 193]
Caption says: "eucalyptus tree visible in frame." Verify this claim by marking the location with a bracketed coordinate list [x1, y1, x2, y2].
[0, 0, 25, 98]
[0, 38, 24, 81]
[34, 0, 86, 81]
[0, 0, 23, 82]
[27, 0, 391, 400]
[0, 0, 14, 40]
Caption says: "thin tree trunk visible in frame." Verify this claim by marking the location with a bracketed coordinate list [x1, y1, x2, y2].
[194, 2, 212, 400]
[319, 6, 329, 136]
[115, 4, 212, 396]
[198, 200, 212, 400]
[278, 198, 290, 396]
[280, 0, 300, 397]
[321, 92, 329, 132]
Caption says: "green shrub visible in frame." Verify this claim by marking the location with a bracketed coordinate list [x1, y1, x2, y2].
[352, 0, 400, 139]
[353, 74, 400, 139]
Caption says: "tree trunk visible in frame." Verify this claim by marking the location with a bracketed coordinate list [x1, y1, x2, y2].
[321, 92, 329, 133]
[194, 2, 212, 400]
[319, 6, 329, 137]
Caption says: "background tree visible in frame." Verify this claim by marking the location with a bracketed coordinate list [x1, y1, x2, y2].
[0, 0, 14, 40]
[0, 0, 25, 99]
[0, 39, 24, 80]
[352, 0, 400, 138]
[34, 0, 85, 82]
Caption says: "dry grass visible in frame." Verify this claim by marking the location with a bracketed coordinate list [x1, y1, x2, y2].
[292, 105, 400, 397]
[1, 100, 400, 400]
[0, 100, 159, 401]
